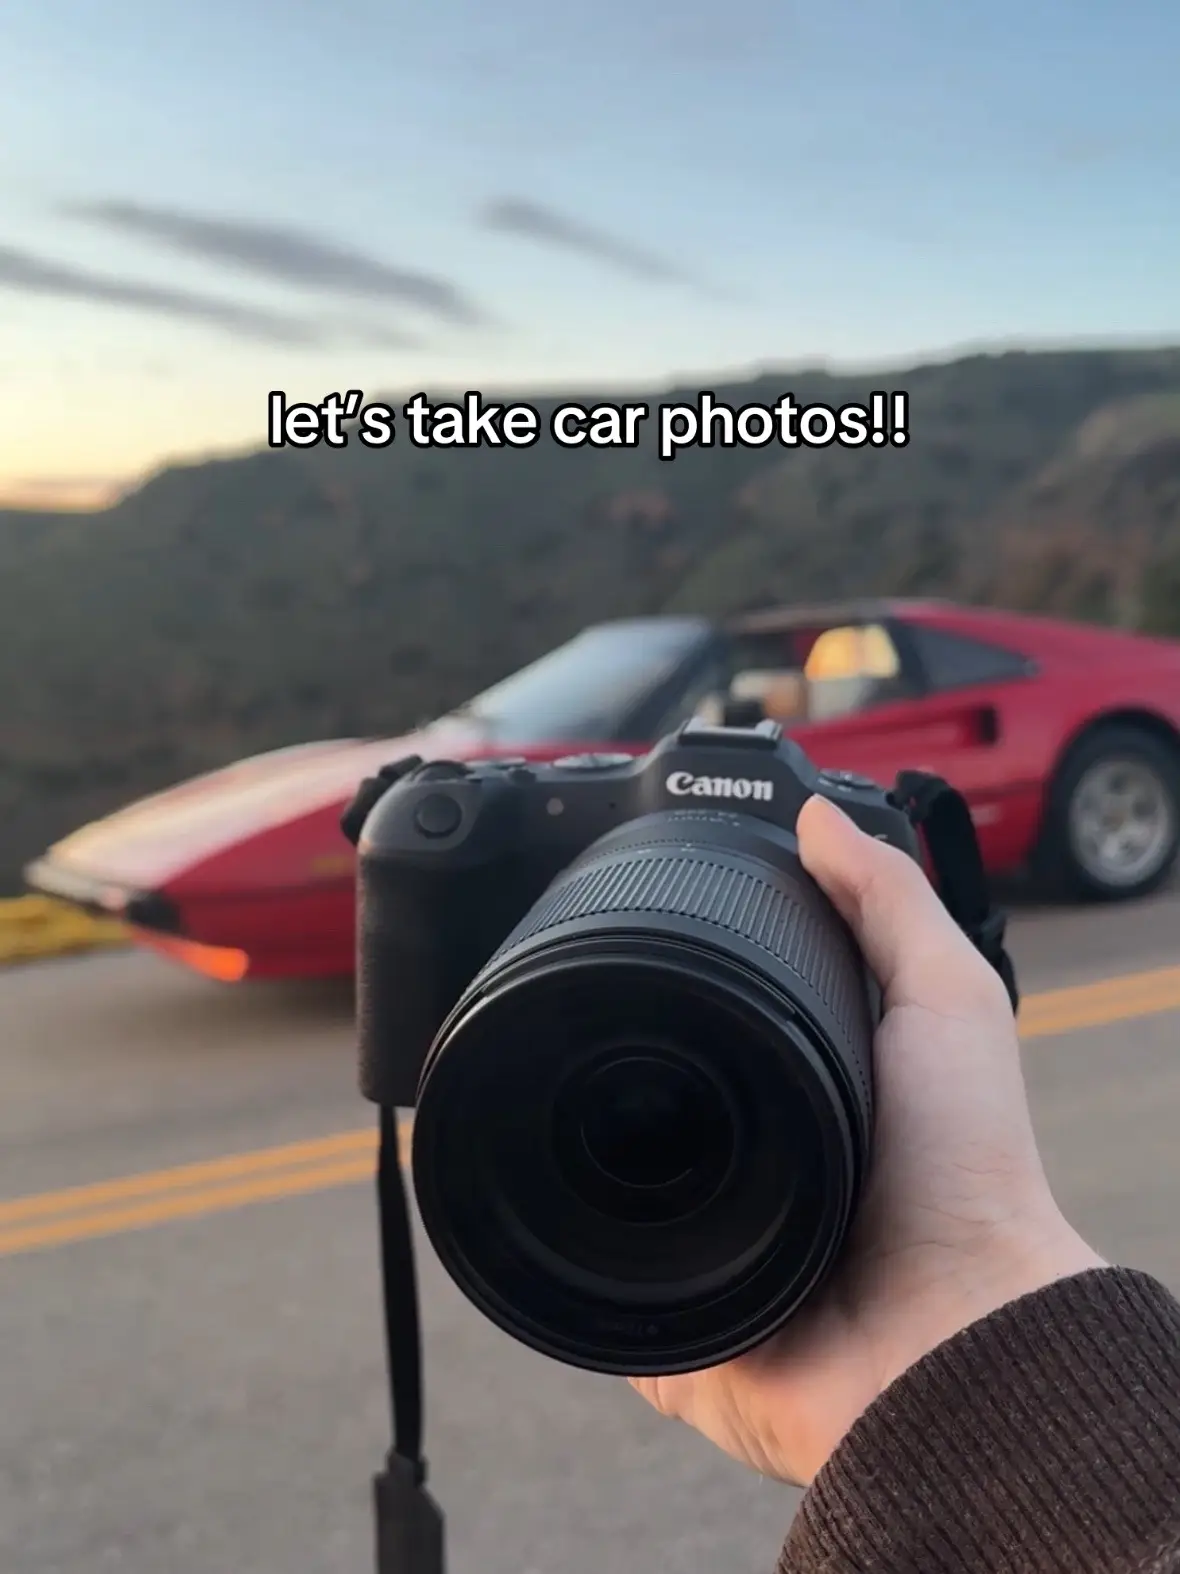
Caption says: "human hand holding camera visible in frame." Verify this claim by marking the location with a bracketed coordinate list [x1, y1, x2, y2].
[629, 792, 1104, 1488]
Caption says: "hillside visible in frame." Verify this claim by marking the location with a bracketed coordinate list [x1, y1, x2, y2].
[4, 346, 1180, 892]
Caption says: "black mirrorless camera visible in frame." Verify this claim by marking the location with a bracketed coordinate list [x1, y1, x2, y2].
[353, 717, 932, 1379]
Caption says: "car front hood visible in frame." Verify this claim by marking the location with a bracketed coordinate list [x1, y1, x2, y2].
[33, 724, 482, 892]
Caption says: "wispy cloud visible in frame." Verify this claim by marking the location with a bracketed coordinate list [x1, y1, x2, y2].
[479, 197, 711, 292]
[348, 322, 425, 350]
[0, 244, 322, 345]
[64, 200, 486, 327]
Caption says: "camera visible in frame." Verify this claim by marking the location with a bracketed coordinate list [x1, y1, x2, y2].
[354, 717, 920, 1378]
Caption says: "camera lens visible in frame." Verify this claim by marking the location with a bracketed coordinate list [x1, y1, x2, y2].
[552, 1048, 737, 1224]
[578, 1056, 717, 1189]
[411, 809, 875, 1377]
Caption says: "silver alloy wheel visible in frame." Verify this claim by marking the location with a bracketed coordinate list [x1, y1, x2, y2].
[1067, 757, 1175, 888]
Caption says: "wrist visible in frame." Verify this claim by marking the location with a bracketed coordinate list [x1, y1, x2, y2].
[972, 1215, 1107, 1316]
[880, 1215, 1106, 1395]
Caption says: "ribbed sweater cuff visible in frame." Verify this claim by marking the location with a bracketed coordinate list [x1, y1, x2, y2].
[779, 1268, 1180, 1574]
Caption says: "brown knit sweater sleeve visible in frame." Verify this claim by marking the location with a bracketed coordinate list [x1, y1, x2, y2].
[779, 1269, 1180, 1574]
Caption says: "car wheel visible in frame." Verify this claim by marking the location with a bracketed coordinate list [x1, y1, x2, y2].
[1038, 725, 1180, 901]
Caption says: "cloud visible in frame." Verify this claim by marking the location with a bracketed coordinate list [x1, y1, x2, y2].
[65, 200, 485, 327]
[614, 4, 795, 69]
[349, 322, 424, 350]
[479, 197, 709, 291]
[0, 244, 322, 345]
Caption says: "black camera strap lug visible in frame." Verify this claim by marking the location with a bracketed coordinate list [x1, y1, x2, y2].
[889, 770, 1020, 1016]
[341, 757, 425, 848]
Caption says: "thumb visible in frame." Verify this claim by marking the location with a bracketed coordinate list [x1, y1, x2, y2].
[797, 794, 1004, 1016]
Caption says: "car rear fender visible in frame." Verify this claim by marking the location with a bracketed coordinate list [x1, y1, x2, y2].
[1050, 706, 1180, 783]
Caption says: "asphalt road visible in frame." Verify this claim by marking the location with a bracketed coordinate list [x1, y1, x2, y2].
[4, 888, 1180, 1574]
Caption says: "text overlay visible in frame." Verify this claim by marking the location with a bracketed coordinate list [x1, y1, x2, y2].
[267, 388, 910, 462]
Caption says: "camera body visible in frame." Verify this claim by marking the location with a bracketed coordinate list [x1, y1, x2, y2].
[356, 717, 918, 1110]
[351, 715, 1013, 1379]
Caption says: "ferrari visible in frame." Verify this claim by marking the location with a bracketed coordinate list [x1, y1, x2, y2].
[25, 599, 1180, 982]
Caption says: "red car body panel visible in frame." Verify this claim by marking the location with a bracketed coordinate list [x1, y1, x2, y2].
[891, 604, 1180, 870]
[26, 601, 1180, 980]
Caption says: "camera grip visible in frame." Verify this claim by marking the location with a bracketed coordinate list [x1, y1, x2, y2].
[358, 862, 486, 1107]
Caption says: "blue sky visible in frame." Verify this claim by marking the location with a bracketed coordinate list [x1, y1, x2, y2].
[1, 0, 1177, 505]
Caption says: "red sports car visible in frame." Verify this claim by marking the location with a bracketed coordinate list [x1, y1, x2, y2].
[25, 599, 1180, 981]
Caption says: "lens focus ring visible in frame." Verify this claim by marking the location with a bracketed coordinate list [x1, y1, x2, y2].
[486, 835, 872, 1116]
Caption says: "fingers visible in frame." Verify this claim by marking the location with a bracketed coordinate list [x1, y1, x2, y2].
[629, 1375, 668, 1413]
[797, 794, 1006, 1015]
[629, 1374, 689, 1426]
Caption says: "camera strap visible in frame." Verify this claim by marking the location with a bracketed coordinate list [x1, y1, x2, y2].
[338, 755, 444, 1574]
[371, 1106, 444, 1574]
[889, 770, 1020, 1016]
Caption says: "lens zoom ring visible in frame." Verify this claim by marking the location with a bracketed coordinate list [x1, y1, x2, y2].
[495, 850, 867, 1058]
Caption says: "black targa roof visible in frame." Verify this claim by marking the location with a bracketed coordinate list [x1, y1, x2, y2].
[725, 598, 950, 635]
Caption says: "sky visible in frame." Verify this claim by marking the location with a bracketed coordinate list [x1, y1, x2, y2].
[1, 0, 1177, 508]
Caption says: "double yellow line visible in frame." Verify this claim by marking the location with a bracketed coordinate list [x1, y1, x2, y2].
[1018, 963, 1180, 1039]
[0, 1126, 402, 1259]
[4, 962, 1180, 1262]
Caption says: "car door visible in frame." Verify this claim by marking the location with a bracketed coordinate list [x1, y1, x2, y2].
[787, 619, 1036, 869]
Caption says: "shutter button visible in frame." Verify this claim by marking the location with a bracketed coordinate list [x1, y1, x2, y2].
[413, 792, 463, 838]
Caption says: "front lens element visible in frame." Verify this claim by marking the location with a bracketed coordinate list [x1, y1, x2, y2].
[552, 1046, 738, 1225]
[579, 1054, 715, 1188]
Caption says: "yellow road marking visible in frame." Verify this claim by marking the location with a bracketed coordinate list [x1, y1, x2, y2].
[0, 1128, 379, 1228]
[1018, 963, 1180, 1039]
[2, 962, 1180, 1259]
[0, 1155, 378, 1256]
[0, 1124, 407, 1258]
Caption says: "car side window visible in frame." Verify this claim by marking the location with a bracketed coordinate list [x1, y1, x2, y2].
[905, 625, 1034, 691]
[802, 624, 912, 722]
[721, 624, 914, 727]
[723, 634, 810, 727]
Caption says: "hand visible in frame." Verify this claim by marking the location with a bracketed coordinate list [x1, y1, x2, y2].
[629, 793, 1104, 1488]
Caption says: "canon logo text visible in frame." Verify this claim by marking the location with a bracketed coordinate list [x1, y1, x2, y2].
[665, 771, 774, 802]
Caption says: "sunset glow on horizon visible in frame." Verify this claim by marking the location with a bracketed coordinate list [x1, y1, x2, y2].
[2, 0, 1177, 511]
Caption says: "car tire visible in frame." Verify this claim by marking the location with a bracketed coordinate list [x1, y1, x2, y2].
[1036, 724, 1180, 902]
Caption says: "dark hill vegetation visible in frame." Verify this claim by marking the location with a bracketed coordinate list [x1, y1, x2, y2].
[4, 346, 1180, 890]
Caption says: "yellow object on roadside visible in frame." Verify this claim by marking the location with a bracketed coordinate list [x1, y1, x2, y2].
[0, 896, 129, 966]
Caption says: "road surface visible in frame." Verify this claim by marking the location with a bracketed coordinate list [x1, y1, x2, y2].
[3, 888, 1180, 1574]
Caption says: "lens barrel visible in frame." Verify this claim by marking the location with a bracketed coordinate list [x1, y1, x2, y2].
[411, 810, 876, 1377]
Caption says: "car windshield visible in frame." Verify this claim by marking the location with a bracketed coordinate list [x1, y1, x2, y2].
[441, 621, 711, 745]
